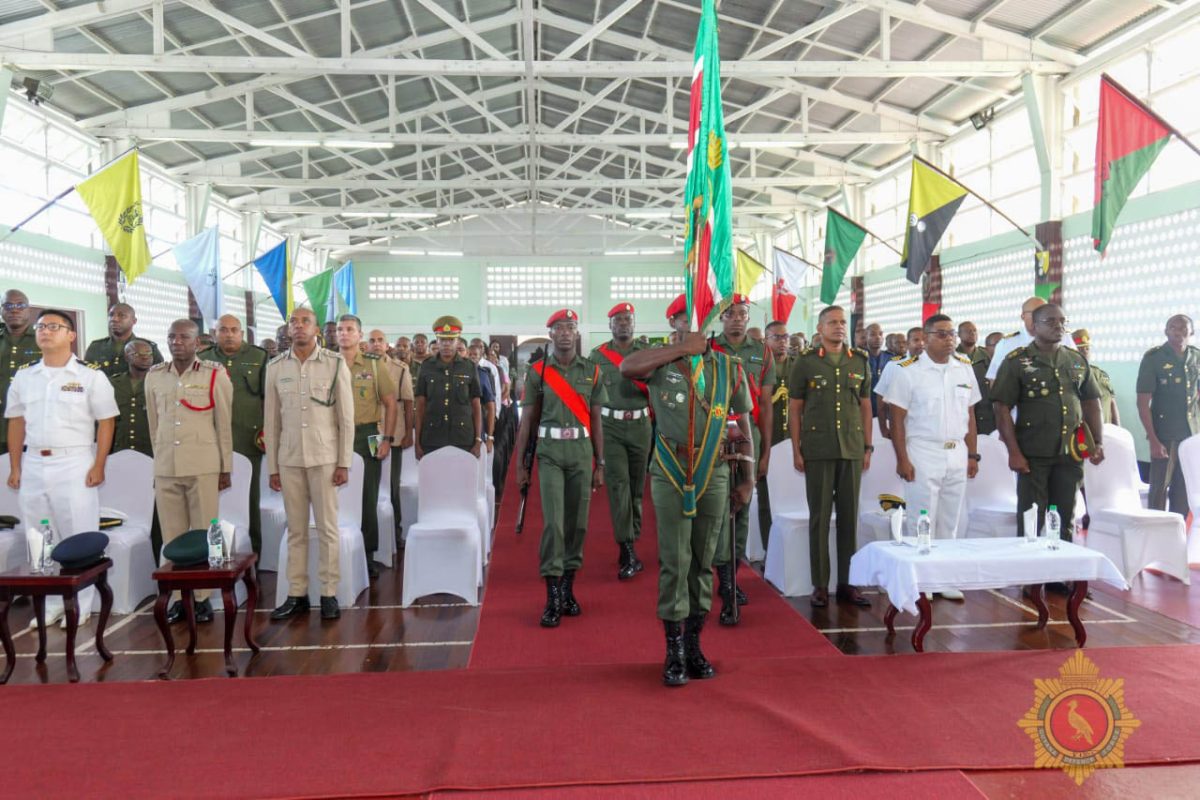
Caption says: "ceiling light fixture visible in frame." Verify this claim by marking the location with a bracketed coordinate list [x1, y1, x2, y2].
[249, 138, 319, 148]
[326, 139, 396, 149]
[389, 249, 425, 256]
[342, 211, 391, 218]
[391, 211, 438, 219]
[426, 250, 463, 257]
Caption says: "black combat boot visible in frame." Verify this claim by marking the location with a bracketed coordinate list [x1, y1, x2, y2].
[662, 620, 688, 687]
[560, 570, 581, 616]
[716, 563, 739, 626]
[540, 577, 562, 627]
[617, 543, 636, 580]
[684, 614, 716, 679]
[630, 542, 644, 573]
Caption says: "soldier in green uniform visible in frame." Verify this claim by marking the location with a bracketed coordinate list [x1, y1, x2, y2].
[0, 290, 40, 454]
[514, 309, 606, 627]
[198, 314, 269, 555]
[336, 315, 397, 579]
[414, 316, 482, 458]
[1072, 329, 1119, 425]
[1135, 314, 1199, 517]
[787, 305, 874, 608]
[589, 302, 651, 581]
[757, 319, 791, 552]
[621, 295, 754, 686]
[110, 339, 154, 456]
[709, 294, 773, 624]
[84, 302, 163, 377]
[958, 320, 995, 435]
[992, 304, 1105, 541]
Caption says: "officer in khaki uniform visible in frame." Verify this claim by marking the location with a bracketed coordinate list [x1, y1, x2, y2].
[145, 319, 234, 624]
[621, 295, 754, 687]
[0, 290, 40, 455]
[992, 304, 1105, 542]
[265, 308, 355, 621]
[369, 329, 414, 540]
[1135, 314, 1200, 517]
[84, 302, 163, 378]
[414, 317, 481, 458]
[199, 314, 269, 555]
[336, 315, 396, 579]
[589, 302, 651, 581]
[514, 309, 606, 628]
[758, 319, 791, 552]
[787, 305, 874, 608]
[111, 339, 154, 456]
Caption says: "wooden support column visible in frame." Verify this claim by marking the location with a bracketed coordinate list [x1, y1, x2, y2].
[244, 291, 256, 345]
[104, 256, 121, 308]
[850, 276, 865, 338]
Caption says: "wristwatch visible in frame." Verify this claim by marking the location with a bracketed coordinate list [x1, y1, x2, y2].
[382, 435, 394, 443]
[968, 453, 981, 462]
[864, 444, 875, 453]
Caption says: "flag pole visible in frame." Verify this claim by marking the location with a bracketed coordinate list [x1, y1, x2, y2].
[913, 155, 1044, 252]
[774, 246, 820, 270]
[827, 207, 903, 257]
[1102, 73, 1200, 160]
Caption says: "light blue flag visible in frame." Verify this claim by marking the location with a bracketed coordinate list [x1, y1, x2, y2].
[335, 261, 357, 315]
[253, 240, 292, 318]
[173, 226, 223, 329]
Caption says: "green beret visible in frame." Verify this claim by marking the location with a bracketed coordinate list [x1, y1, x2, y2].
[162, 529, 209, 567]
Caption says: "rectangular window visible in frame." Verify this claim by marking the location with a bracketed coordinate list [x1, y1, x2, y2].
[609, 274, 683, 300]
[367, 275, 460, 301]
[487, 266, 583, 306]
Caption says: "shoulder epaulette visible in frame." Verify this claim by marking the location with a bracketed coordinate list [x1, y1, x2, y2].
[77, 358, 99, 369]
[363, 352, 382, 361]
[851, 347, 869, 360]
[899, 356, 918, 367]
[19, 359, 40, 371]
[889, 354, 903, 362]
[268, 352, 290, 366]
[147, 362, 169, 373]
[953, 353, 971, 365]
[1005, 347, 1024, 360]
[197, 359, 222, 370]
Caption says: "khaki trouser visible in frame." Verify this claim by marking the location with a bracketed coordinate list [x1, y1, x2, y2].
[156, 473, 219, 601]
[280, 463, 340, 597]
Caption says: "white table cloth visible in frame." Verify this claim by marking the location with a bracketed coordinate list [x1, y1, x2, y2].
[849, 537, 1128, 615]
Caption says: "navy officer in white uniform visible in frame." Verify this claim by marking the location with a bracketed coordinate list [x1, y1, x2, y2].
[883, 313, 981, 600]
[6, 309, 118, 626]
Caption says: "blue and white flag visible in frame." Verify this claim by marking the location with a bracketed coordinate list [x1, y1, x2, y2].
[335, 261, 357, 316]
[173, 226, 223, 329]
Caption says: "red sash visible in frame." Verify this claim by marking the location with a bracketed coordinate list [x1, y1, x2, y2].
[532, 361, 594, 433]
[711, 342, 769, 424]
[180, 363, 217, 411]
[595, 343, 649, 398]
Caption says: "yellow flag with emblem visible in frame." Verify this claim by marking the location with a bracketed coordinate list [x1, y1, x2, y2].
[901, 157, 967, 286]
[75, 151, 152, 285]
[734, 249, 767, 298]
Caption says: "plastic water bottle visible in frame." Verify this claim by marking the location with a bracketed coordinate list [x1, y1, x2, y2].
[916, 510, 932, 555]
[1045, 505, 1061, 551]
[207, 518, 225, 567]
[38, 519, 54, 573]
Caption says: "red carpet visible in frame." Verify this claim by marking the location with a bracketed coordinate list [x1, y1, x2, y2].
[6, 645, 1199, 798]
[470, 464, 836, 669]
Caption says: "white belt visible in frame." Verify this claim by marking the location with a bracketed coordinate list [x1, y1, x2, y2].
[600, 407, 648, 421]
[27, 444, 93, 456]
[910, 438, 961, 450]
[538, 426, 589, 440]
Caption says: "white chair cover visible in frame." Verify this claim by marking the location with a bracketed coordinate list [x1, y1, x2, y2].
[374, 452, 396, 568]
[1083, 424, 1190, 585]
[1175, 435, 1200, 563]
[403, 447, 482, 606]
[274, 454, 370, 607]
[97, 450, 157, 614]
[964, 434, 1019, 537]
[258, 464, 287, 571]
[473, 450, 491, 562]
[0, 458, 26, 571]
[746, 490, 765, 563]
[763, 440, 834, 596]
[858, 419, 905, 546]
[214, 452, 254, 605]
[398, 446, 419, 544]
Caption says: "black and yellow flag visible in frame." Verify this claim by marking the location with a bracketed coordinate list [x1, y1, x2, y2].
[902, 158, 967, 284]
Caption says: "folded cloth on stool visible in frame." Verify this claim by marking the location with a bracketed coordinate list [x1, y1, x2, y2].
[162, 529, 209, 567]
[51, 531, 109, 570]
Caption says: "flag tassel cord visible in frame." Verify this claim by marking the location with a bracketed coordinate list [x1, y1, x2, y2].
[912, 154, 1044, 252]
[827, 207, 903, 257]
[1102, 73, 1200, 160]
[0, 145, 140, 246]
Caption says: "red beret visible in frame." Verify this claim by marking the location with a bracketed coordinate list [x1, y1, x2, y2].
[608, 302, 635, 318]
[730, 293, 750, 306]
[665, 293, 687, 320]
[546, 308, 579, 327]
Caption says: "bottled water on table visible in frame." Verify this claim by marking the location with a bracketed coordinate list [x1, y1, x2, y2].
[1045, 505, 1061, 551]
[37, 519, 54, 573]
[207, 518, 225, 567]
[916, 510, 932, 555]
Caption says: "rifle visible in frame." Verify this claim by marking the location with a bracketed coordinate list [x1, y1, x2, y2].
[723, 419, 752, 625]
[515, 433, 537, 534]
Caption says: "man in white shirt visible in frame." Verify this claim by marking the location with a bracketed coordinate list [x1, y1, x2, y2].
[884, 314, 981, 600]
[6, 309, 118, 626]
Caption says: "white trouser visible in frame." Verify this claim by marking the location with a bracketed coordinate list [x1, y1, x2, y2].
[20, 447, 101, 618]
[902, 438, 968, 540]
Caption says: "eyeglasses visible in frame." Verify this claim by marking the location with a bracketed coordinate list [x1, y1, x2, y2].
[927, 329, 958, 340]
[34, 322, 69, 332]
[766, 333, 789, 340]
[2, 303, 29, 311]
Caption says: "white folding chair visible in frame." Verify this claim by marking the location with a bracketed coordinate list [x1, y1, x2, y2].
[274, 454, 370, 607]
[398, 446, 419, 544]
[763, 440, 833, 596]
[965, 434, 1019, 537]
[258, 465, 287, 571]
[1175, 435, 1200, 564]
[97, 450, 157, 614]
[473, 450, 491, 562]
[0, 458, 26, 571]
[403, 447, 482, 606]
[215, 452, 254, 605]
[1083, 424, 1190, 585]
[375, 452, 396, 568]
[858, 419, 905, 545]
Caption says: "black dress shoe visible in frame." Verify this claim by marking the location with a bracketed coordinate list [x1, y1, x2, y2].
[270, 595, 311, 620]
[810, 587, 828, 608]
[367, 560, 380, 580]
[194, 599, 214, 624]
[836, 584, 871, 607]
[165, 600, 185, 625]
[320, 596, 340, 620]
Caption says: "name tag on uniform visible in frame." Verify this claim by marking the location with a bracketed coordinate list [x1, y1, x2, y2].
[279, 376, 295, 384]
[60, 382, 84, 393]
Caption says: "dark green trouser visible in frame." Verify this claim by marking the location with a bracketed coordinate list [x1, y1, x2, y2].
[1149, 441, 1189, 517]
[601, 415, 651, 544]
[805, 458, 863, 588]
[652, 466, 728, 621]
[713, 426, 760, 567]
[390, 444, 403, 536]
[239, 448, 263, 556]
[353, 424, 383, 557]
[756, 475, 771, 552]
[537, 439, 593, 577]
[1016, 455, 1082, 541]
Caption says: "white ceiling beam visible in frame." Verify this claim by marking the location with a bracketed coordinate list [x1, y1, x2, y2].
[0, 0, 158, 41]
[244, 203, 817, 217]
[177, 0, 313, 59]
[407, 0, 510, 61]
[202, 175, 868, 190]
[553, 0, 645, 61]
[742, 3, 864, 61]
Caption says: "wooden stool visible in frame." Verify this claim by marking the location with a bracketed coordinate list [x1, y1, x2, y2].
[0, 558, 115, 683]
[153, 553, 260, 678]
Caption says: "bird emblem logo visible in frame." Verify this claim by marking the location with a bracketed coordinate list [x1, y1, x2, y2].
[1018, 651, 1140, 785]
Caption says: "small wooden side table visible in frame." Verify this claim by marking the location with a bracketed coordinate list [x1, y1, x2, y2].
[152, 553, 260, 678]
[0, 558, 115, 683]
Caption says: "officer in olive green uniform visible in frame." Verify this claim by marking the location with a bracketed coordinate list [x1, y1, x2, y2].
[199, 314, 268, 554]
[1072, 329, 1119, 426]
[84, 302, 163, 377]
[957, 321, 996, 435]
[111, 339, 154, 456]
[369, 329, 414, 541]
[336, 314, 396, 579]
[589, 302, 651, 581]
[0, 290, 41, 454]
[620, 294, 754, 686]
[787, 305, 873, 608]
[145, 319, 234, 624]
[414, 317, 482, 457]
[710, 294, 774, 624]
[758, 320, 791, 552]
[992, 304, 1105, 541]
[513, 309, 606, 628]
[1135, 314, 1200, 517]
